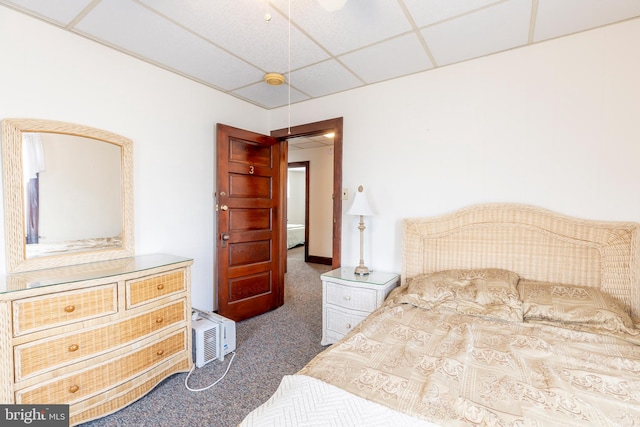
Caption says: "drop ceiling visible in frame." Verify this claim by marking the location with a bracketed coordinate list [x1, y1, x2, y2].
[288, 133, 335, 150]
[2, 0, 640, 110]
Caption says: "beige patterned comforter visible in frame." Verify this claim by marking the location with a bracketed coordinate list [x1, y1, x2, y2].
[300, 287, 640, 427]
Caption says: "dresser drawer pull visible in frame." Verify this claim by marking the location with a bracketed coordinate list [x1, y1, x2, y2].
[64, 305, 76, 313]
[343, 295, 351, 301]
[68, 385, 80, 394]
[346, 323, 352, 330]
[156, 349, 165, 356]
[157, 284, 165, 290]
[68, 344, 79, 352]
[155, 317, 164, 324]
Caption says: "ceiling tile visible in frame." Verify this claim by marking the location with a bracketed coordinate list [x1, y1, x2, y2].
[289, 140, 328, 150]
[74, 0, 263, 90]
[232, 81, 310, 109]
[1, 0, 93, 25]
[139, 0, 329, 72]
[289, 59, 363, 98]
[271, 0, 412, 55]
[534, 0, 640, 42]
[403, 0, 501, 28]
[422, 0, 532, 66]
[340, 33, 433, 84]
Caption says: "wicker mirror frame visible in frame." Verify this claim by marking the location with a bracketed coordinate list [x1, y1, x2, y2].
[1, 118, 134, 273]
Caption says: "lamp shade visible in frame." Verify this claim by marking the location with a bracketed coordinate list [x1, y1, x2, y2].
[347, 186, 373, 216]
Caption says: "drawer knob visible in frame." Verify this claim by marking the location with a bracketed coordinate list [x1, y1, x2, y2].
[68, 385, 80, 394]
[64, 305, 76, 313]
[155, 317, 164, 324]
[343, 295, 351, 301]
[157, 284, 165, 290]
[346, 323, 352, 329]
[156, 349, 165, 356]
[68, 344, 79, 352]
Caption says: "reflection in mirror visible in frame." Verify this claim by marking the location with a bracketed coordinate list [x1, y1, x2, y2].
[23, 132, 123, 258]
[2, 119, 134, 273]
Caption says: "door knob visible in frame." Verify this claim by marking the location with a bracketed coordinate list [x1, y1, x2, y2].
[220, 205, 228, 211]
[221, 233, 230, 247]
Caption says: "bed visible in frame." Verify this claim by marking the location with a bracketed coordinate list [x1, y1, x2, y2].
[287, 223, 305, 249]
[241, 204, 640, 426]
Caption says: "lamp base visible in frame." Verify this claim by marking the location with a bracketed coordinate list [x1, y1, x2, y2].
[354, 265, 370, 276]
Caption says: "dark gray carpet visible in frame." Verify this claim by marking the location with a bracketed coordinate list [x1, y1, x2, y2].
[79, 246, 330, 427]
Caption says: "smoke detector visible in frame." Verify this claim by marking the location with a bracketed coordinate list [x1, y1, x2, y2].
[264, 72, 285, 86]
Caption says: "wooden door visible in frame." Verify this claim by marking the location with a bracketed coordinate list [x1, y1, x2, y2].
[216, 124, 285, 321]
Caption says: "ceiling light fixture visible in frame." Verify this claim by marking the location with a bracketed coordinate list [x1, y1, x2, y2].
[264, 72, 285, 86]
[263, 0, 292, 133]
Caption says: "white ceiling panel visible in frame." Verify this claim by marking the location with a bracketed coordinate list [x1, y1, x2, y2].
[403, 0, 501, 28]
[1, 0, 93, 25]
[2, 0, 640, 109]
[74, 0, 263, 91]
[289, 59, 363, 98]
[422, 0, 532, 67]
[534, 0, 640, 42]
[233, 81, 310, 110]
[339, 33, 433, 84]
[288, 133, 334, 150]
[139, 0, 329, 73]
[271, 0, 412, 55]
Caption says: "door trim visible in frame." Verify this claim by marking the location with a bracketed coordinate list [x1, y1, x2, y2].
[272, 117, 343, 270]
[288, 161, 310, 261]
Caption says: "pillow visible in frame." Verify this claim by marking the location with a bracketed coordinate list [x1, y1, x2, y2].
[401, 268, 523, 322]
[518, 280, 635, 332]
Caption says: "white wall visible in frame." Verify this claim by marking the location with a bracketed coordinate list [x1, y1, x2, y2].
[269, 18, 640, 276]
[287, 169, 305, 224]
[0, 8, 270, 311]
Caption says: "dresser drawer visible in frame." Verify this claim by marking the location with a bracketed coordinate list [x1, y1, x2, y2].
[12, 284, 117, 336]
[16, 329, 187, 405]
[14, 300, 187, 381]
[325, 282, 378, 312]
[126, 270, 185, 308]
[325, 306, 368, 337]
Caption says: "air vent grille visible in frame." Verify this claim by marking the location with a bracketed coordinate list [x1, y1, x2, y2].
[203, 327, 218, 364]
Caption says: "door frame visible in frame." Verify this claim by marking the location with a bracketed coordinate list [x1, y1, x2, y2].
[271, 117, 343, 270]
[287, 161, 310, 262]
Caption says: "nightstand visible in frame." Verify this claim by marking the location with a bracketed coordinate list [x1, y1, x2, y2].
[320, 268, 400, 346]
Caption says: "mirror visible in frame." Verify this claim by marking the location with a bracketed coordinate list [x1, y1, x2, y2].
[2, 119, 134, 272]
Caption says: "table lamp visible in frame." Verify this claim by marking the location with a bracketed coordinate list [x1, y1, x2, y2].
[347, 185, 374, 275]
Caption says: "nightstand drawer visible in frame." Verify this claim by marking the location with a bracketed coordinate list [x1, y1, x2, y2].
[325, 306, 368, 337]
[126, 270, 185, 308]
[12, 284, 117, 336]
[325, 282, 377, 312]
[15, 300, 187, 381]
[16, 329, 187, 405]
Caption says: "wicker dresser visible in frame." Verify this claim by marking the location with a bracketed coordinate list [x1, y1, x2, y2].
[0, 254, 193, 426]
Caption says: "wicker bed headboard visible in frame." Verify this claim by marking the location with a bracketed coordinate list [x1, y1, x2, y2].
[402, 204, 640, 321]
